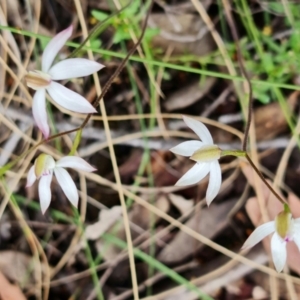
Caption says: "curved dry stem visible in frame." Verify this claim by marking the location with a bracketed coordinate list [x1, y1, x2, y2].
[222, 0, 253, 151]
[245, 153, 286, 205]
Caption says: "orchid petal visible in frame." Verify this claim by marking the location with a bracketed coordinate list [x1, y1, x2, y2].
[170, 140, 204, 157]
[175, 162, 210, 186]
[242, 221, 275, 249]
[206, 161, 222, 206]
[271, 232, 287, 272]
[26, 166, 37, 187]
[292, 220, 300, 251]
[293, 234, 300, 252]
[49, 58, 104, 80]
[32, 89, 50, 138]
[54, 167, 79, 208]
[39, 173, 53, 214]
[182, 115, 213, 144]
[56, 156, 96, 172]
[42, 25, 73, 73]
[47, 82, 97, 113]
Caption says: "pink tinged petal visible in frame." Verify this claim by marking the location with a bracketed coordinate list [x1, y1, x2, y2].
[170, 140, 204, 157]
[47, 82, 97, 113]
[182, 115, 213, 145]
[32, 89, 50, 138]
[242, 221, 275, 249]
[175, 162, 210, 186]
[39, 172, 53, 214]
[54, 167, 79, 208]
[56, 156, 96, 172]
[49, 58, 105, 80]
[42, 25, 73, 73]
[206, 161, 222, 206]
[26, 166, 37, 187]
[271, 232, 287, 272]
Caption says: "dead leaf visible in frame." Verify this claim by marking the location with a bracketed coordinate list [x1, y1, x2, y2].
[158, 200, 236, 263]
[0, 251, 49, 289]
[97, 203, 154, 260]
[156, 195, 170, 214]
[242, 164, 300, 273]
[95, 198, 169, 261]
[168, 193, 194, 215]
[254, 91, 298, 140]
[164, 78, 216, 111]
[117, 149, 143, 184]
[150, 13, 214, 56]
[84, 206, 122, 241]
[0, 271, 26, 300]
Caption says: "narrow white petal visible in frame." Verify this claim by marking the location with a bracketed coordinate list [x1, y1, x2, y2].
[32, 89, 50, 138]
[271, 232, 287, 272]
[26, 166, 37, 187]
[175, 162, 210, 186]
[170, 140, 204, 157]
[292, 220, 300, 251]
[54, 168, 79, 208]
[206, 161, 222, 206]
[39, 173, 53, 214]
[292, 219, 300, 233]
[42, 25, 73, 72]
[56, 156, 96, 172]
[293, 234, 300, 252]
[47, 82, 97, 113]
[49, 58, 105, 80]
[182, 115, 213, 144]
[242, 221, 275, 249]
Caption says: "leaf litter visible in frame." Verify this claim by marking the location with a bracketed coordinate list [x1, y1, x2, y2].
[1, 0, 300, 299]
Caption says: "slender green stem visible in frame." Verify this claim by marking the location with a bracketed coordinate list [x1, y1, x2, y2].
[3, 24, 300, 90]
[83, 240, 104, 300]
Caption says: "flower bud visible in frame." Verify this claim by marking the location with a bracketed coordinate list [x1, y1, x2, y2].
[190, 145, 221, 163]
[34, 154, 55, 178]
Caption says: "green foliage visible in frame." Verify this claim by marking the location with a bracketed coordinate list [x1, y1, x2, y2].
[91, 0, 159, 45]
[237, 10, 300, 104]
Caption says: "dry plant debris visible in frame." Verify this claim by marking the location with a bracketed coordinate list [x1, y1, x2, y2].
[1, 0, 300, 299]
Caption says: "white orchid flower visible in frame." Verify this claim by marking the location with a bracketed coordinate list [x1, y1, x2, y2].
[25, 25, 104, 138]
[170, 116, 222, 205]
[26, 154, 96, 214]
[242, 208, 300, 272]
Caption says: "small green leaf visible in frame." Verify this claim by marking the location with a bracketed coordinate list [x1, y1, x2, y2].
[253, 86, 271, 104]
[261, 53, 274, 73]
[90, 39, 102, 49]
[92, 10, 109, 22]
[123, 0, 140, 17]
[267, 2, 285, 14]
[144, 28, 160, 41]
[113, 30, 131, 44]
